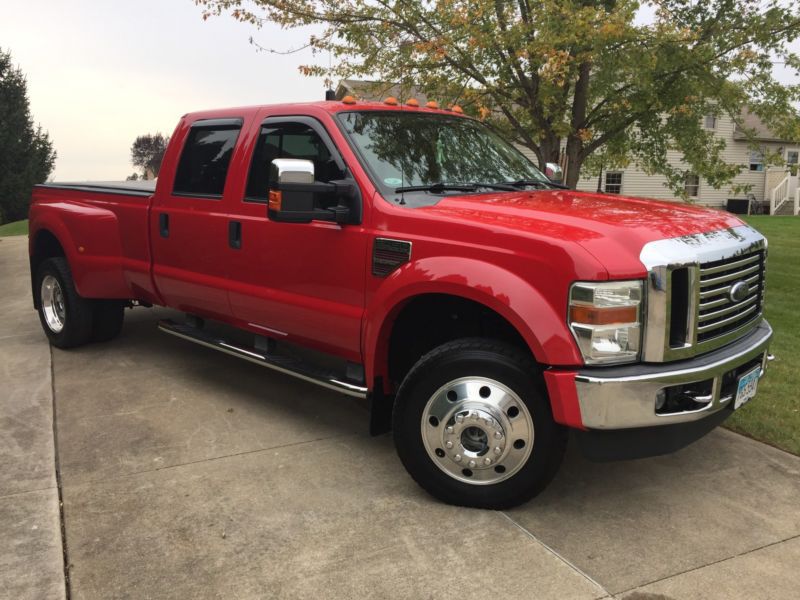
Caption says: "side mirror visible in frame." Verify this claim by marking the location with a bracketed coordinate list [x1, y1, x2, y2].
[268, 158, 357, 224]
[545, 162, 563, 183]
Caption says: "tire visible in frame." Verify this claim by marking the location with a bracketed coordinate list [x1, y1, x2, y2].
[35, 257, 93, 349]
[393, 338, 567, 509]
[91, 300, 125, 342]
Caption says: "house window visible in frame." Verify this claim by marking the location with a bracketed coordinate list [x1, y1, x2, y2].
[684, 173, 700, 197]
[704, 115, 716, 129]
[749, 150, 764, 172]
[604, 172, 623, 194]
[787, 150, 799, 166]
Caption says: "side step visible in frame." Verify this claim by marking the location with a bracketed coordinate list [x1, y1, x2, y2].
[158, 319, 368, 399]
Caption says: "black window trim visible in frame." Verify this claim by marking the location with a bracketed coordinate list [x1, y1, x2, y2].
[171, 117, 244, 200]
[243, 115, 348, 204]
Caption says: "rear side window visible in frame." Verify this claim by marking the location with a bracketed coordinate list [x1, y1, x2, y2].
[245, 122, 344, 201]
[173, 120, 242, 198]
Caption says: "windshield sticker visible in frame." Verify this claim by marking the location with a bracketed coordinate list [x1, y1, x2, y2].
[384, 177, 403, 186]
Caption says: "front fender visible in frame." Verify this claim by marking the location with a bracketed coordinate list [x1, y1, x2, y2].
[363, 256, 584, 386]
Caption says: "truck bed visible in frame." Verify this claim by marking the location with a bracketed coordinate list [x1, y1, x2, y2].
[30, 180, 158, 304]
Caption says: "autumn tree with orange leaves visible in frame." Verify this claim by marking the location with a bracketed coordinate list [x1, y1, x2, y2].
[195, 0, 800, 195]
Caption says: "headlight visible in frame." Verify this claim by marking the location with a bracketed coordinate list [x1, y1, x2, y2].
[568, 280, 643, 365]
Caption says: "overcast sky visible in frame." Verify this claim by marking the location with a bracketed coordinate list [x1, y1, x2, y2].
[2, 1, 797, 181]
[1, 0, 328, 181]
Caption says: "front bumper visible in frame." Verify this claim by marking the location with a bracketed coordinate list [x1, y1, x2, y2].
[574, 321, 773, 430]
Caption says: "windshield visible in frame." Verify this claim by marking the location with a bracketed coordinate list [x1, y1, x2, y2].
[336, 111, 551, 207]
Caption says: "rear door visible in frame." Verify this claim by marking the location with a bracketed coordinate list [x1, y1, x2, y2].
[150, 117, 243, 319]
[224, 115, 369, 361]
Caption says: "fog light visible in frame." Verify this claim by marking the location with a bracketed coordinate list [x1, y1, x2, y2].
[655, 389, 666, 411]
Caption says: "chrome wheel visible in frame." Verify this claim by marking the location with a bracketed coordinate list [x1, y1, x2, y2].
[421, 376, 534, 485]
[41, 275, 66, 333]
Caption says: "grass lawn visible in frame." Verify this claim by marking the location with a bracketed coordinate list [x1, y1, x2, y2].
[0, 219, 28, 237]
[726, 216, 799, 455]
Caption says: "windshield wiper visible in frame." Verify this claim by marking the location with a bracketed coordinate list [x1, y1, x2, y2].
[395, 182, 478, 194]
[504, 179, 569, 190]
[395, 181, 518, 194]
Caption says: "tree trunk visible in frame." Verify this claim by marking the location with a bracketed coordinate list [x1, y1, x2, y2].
[538, 131, 561, 173]
[564, 137, 583, 189]
[565, 61, 592, 189]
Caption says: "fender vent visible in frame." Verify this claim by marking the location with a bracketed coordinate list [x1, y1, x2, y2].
[372, 238, 412, 277]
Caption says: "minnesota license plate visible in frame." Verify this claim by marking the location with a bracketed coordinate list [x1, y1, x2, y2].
[734, 367, 761, 410]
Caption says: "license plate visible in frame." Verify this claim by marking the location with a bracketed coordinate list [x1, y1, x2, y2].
[734, 367, 761, 410]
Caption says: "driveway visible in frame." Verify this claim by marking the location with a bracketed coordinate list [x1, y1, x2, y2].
[2, 234, 800, 599]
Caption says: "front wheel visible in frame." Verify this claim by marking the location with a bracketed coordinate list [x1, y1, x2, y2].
[393, 338, 567, 509]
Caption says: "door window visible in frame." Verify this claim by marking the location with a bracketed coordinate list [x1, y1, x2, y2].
[173, 120, 242, 198]
[245, 122, 345, 202]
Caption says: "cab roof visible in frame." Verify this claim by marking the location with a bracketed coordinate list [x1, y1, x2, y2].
[182, 100, 469, 123]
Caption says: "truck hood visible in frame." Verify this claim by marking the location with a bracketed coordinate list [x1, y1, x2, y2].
[418, 189, 744, 278]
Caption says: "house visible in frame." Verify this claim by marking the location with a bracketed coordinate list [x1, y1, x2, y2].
[570, 109, 799, 215]
[336, 80, 799, 215]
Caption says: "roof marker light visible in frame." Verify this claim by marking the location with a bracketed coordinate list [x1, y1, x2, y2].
[342, 95, 357, 105]
[384, 96, 399, 105]
[452, 105, 464, 114]
[406, 98, 419, 107]
[426, 101, 439, 109]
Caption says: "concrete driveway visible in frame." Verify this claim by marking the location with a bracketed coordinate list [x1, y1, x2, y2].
[2, 234, 800, 599]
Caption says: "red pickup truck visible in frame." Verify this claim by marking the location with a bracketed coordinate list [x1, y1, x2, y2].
[29, 99, 773, 508]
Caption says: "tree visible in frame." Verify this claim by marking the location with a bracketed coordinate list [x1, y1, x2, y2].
[0, 48, 56, 224]
[195, 0, 800, 194]
[130, 133, 169, 179]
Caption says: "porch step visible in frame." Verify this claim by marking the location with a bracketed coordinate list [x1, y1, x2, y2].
[774, 202, 797, 216]
[158, 319, 368, 399]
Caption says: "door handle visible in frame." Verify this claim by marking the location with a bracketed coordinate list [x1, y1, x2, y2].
[159, 213, 169, 238]
[228, 220, 242, 250]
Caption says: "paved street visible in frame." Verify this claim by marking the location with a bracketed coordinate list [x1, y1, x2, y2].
[2, 234, 800, 599]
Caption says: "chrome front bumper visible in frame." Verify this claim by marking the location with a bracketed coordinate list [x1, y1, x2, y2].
[575, 321, 773, 430]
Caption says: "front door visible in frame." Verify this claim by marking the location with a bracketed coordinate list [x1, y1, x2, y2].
[224, 116, 368, 361]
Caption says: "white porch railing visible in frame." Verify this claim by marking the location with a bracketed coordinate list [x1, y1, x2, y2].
[795, 187, 800, 216]
[770, 174, 790, 215]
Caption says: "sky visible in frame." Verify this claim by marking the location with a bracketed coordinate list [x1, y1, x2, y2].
[1, 0, 328, 181]
[1, 0, 798, 182]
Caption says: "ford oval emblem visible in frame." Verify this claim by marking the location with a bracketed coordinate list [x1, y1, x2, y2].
[729, 281, 750, 303]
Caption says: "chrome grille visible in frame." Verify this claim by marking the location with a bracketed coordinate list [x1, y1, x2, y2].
[697, 251, 765, 343]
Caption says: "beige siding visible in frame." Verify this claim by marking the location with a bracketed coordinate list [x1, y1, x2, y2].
[574, 115, 781, 207]
[515, 115, 787, 208]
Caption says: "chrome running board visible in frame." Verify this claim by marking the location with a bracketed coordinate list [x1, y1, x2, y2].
[158, 319, 368, 399]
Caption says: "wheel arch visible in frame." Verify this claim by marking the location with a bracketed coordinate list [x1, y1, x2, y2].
[363, 256, 583, 393]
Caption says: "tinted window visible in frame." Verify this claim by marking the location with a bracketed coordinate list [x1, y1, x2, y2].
[173, 123, 241, 197]
[245, 122, 344, 201]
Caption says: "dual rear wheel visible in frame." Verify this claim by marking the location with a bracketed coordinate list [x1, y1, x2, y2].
[36, 257, 125, 348]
